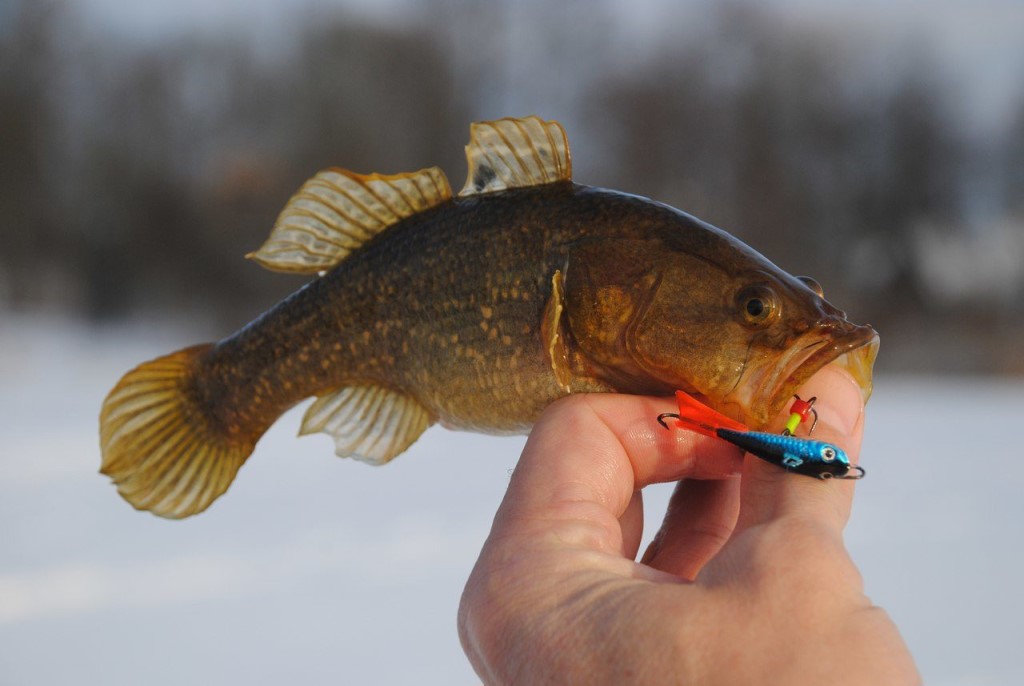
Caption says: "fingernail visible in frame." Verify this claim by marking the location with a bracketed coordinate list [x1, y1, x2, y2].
[795, 364, 863, 436]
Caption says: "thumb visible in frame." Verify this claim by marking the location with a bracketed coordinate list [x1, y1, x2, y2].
[734, 364, 866, 533]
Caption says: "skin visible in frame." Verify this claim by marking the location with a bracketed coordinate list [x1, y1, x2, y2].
[458, 365, 920, 685]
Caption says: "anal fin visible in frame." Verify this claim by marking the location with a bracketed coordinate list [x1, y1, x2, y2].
[299, 384, 434, 465]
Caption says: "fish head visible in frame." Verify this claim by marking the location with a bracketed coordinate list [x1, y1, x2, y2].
[720, 270, 878, 430]
[633, 257, 878, 428]
[564, 211, 878, 429]
[797, 440, 857, 479]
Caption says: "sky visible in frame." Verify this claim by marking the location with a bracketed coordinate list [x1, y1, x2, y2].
[72, 0, 1024, 37]
[67, 0, 1024, 133]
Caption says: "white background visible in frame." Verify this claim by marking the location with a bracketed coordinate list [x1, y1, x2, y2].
[1, 317, 1021, 685]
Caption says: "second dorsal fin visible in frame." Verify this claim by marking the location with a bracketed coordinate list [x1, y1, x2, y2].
[247, 167, 452, 274]
[459, 116, 572, 197]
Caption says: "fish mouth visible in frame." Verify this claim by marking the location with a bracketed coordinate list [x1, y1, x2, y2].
[726, 324, 879, 429]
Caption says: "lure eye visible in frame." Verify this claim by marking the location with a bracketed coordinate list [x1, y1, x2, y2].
[736, 285, 779, 327]
[797, 275, 824, 298]
[820, 446, 837, 462]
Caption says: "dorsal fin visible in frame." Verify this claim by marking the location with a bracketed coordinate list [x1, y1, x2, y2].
[247, 167, 452, 274]
[459, 116, 572, 197]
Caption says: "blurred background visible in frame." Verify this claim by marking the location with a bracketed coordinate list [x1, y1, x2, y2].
[1, 0, 1022, 683]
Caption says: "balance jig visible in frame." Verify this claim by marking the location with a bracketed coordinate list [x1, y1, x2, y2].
[657, 391, 865, 480]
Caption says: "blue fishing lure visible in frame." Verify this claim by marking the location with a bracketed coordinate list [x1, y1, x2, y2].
[657, 391, 865, 480]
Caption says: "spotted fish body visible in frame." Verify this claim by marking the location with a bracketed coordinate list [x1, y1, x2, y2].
[209, 184, 648, 442]
[100, 117, 879, 518]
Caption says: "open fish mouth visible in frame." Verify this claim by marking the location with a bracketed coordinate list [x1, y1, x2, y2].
[728, 325, 879, 429]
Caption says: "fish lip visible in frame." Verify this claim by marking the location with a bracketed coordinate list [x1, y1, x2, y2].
[724, 324, 879, 429]
[760, 326, 880, 427]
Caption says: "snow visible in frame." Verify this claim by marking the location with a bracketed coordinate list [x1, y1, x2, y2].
[1, 316, 1022, 684]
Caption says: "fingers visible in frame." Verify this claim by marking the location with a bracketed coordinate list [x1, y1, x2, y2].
[640, 476, 741, 579]
[735, 364, 866, 534]
[462, 393, 726, 679]
[619, 489, 645, 560]
[502, 393, 743, 527]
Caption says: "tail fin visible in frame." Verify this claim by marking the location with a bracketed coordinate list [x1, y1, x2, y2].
[672, 391, 750, 436]
[99, 344, 256, 519]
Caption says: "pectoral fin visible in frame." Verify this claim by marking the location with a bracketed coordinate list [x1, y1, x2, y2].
[248, 167, 452, 274]
[299, 384, 434, 465]
[459, 116, 572, 196]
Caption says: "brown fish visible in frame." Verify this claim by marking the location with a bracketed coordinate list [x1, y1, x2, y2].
[99, 116, 878, 518]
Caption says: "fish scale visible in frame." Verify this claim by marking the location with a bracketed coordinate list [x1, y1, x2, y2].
[99, 116, 878, 518]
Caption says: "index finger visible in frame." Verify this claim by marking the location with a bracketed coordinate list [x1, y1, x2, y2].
[499, 393, 742, 531]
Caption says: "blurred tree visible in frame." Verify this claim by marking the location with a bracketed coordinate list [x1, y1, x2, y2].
[282, 20, 464, 176]
[853, 64, 965, 316]
[588, 5, 967, 324]
[0, 0, 1017, 373]
[587, 53, 733, 222]
[0, 0, 62, 307]
[2, 8, 465, 322]
[1006, 94, 1024, 216]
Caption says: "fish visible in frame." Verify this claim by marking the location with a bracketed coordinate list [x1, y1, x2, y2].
[657, 391, 864, 480]
[99, 115, 879, 518]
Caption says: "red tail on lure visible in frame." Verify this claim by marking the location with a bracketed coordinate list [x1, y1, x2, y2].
[657, 391, 750, 436]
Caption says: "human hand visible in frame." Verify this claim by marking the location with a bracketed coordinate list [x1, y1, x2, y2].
[459, 366, 920, 685]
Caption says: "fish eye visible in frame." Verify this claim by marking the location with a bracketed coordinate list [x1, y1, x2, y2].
[820, 446, 836, 462]
[736, 285, 778, 327]
[797, 275, 825, 298]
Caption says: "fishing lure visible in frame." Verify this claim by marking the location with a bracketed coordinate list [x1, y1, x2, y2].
[657, 391, 865, 480]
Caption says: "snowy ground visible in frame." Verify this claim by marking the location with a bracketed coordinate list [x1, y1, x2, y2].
[1, 316, 1022, 685]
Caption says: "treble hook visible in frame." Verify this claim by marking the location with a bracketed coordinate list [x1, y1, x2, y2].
[656, 412, 680, 430]
[818, 464, 866, 480]
[835, 464, 866, 480]
[782, 394, 818, 436]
